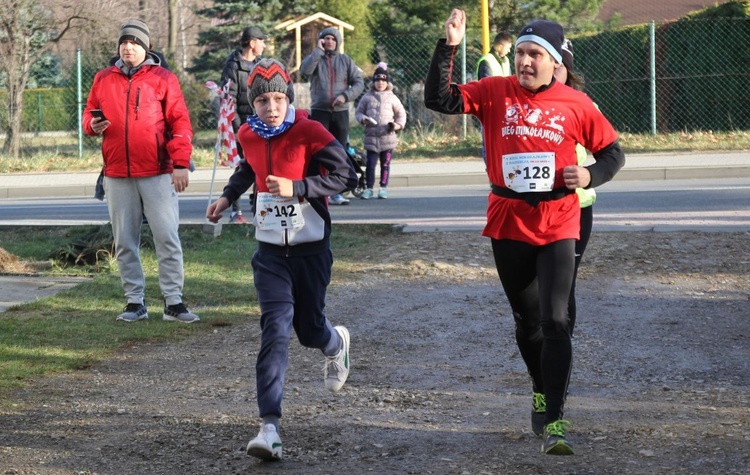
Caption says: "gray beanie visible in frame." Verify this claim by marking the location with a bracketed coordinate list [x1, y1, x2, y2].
[246, 58, 295, 105]
[318, 27, 342, 48]
[119, 19, 150, 51]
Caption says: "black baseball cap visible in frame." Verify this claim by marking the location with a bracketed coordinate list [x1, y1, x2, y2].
[241, 26, 268, 43]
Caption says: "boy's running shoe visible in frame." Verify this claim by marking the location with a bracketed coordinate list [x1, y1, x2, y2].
[542, 419, 574, 455]
[378, 187, 388, 199]
[246, 423, 282, 461]
[532, 391, 546, 437]
[360, 189, 373, 199]
[330, 194, 350, 205]
[324, 326, 350, 392]
[230, 212, 248, 224]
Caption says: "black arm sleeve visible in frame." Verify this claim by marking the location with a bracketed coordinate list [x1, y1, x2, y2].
[221, 159, 256, 204]
[424, 39, 465, 115]
[587, 140, 626, 188]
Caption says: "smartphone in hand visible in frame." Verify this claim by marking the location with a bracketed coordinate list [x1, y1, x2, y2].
[90, 109, 107, 121]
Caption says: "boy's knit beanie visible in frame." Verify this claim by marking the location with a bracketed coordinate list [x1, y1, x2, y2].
[246, 58, 295, 104]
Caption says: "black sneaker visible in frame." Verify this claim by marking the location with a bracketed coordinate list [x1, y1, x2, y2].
[162, 302, 200, 323]
[542, 420, 574, 455]
[532, 391, 546, 437]
[116, 302, 148, 322]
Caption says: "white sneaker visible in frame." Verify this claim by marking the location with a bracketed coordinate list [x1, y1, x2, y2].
[330, 193, 350, 205]
[246, 423, 282, 461]
[324, 326, 350, 392]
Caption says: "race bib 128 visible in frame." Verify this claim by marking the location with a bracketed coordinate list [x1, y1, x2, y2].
[502, 152, 556, 192]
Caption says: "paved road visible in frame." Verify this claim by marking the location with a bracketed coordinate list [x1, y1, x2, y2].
[2, 152, 749, 313]
[1, 152, 749, 199]
[0, 152, 750, 230]
[0, 178, 749, 232]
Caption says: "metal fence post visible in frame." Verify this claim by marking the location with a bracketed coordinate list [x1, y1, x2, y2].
[37, 92, 42, 136]
[650, 21, 657, 135]
[77, 48, 83, 158]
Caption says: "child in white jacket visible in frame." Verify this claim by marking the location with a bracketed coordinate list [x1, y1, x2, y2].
[355, 63, 407, 199]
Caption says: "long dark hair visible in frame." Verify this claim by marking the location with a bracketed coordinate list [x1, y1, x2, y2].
[566, 69, 584, 91]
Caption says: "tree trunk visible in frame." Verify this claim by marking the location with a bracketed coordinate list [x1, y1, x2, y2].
[1, 32, 31, 159]
[1, 0, 87, 158]
[168, 0, 179, 62]
[1, 87, 22, 158]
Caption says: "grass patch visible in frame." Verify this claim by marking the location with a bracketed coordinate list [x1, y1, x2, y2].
[0, 223, 400, 396]
[2, 129, 748, 173]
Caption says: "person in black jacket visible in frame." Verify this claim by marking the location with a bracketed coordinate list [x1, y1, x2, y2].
[220, 26, 268, 223]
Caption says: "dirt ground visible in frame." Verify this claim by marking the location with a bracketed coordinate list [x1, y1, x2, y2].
[0, 230, 748, 475]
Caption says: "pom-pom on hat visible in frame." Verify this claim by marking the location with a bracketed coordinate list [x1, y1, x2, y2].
[373, 62, 390, 82]
[246, 58, 295, 105]
[515, 20, 564, 64]
[561, 38, 574, 72]
[119, 19, 150, 52]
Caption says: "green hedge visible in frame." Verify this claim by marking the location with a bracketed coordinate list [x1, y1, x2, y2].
[0, 88, 78, 133]
[574, 2, 750, 133]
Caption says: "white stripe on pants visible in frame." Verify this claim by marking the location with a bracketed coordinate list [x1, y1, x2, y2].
[104, 174, 184, 306]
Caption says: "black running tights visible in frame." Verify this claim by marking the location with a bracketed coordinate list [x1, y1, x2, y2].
[569, 205, 593, 335]
[491, 238, 575, 423]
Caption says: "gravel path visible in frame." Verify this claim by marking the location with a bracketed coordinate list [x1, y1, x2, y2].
[1, 231, 748, 474]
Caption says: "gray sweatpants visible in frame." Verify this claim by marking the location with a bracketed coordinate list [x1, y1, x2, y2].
[104, 174, 184, 307]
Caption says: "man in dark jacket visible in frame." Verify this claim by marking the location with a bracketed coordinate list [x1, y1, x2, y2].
[220, 26, 268, 222]
[300, 27, 365, 205]
[83, 19, 200, 324]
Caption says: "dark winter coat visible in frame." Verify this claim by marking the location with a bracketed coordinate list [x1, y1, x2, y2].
[221, 49, 261, 132]
[299, 27, 364, 112]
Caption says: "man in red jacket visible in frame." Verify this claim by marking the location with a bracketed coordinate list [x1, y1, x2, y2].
[83, 19, 199, 324]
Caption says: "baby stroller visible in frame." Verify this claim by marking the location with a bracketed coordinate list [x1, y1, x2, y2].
[345, 143, 367, 198]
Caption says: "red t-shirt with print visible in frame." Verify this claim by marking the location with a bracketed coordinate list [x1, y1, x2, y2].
[459, 77, 618, 245]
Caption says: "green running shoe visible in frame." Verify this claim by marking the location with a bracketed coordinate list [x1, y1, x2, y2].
[531, 391, 546, 437]
[542, 419, 574, 455]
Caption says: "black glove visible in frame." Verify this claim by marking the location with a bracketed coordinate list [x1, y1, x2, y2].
[387, 122, 395, 133]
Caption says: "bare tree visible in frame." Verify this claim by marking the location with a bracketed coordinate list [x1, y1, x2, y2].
[168, 0, 178, 61]
[0, 0, 89, 157]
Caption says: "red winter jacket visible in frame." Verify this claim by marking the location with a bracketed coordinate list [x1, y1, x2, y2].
[83, 63, 193, 178]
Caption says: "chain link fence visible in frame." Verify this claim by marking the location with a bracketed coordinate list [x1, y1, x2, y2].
[2, 17, 749, 155]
